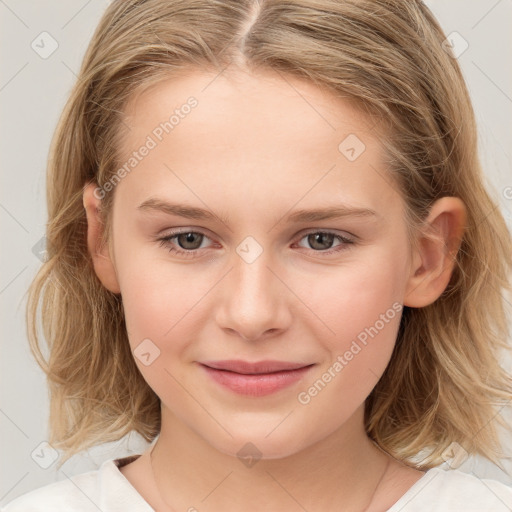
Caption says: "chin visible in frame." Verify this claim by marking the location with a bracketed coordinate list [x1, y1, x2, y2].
[206, 427, 310, 463]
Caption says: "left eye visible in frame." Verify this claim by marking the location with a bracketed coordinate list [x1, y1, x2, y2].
[295, 231, 354, 253]
[157, 229, 354, 258]
[157, 231, 211, 258]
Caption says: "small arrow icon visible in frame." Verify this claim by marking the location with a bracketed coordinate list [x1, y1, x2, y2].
[236, 236, 263, 264]
[32, 236, 48, 262]
[134, 338, 161, 366]
[31, 31, 58, 59]
[237, 442, 262, 468]
[30, 441, 59, 469]
[441, 31, 468, 59]
[441, 441, 468, 468]
[338, 134, 365, 161]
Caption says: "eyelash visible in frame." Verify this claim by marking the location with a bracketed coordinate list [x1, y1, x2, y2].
[156, 229, 355, 259]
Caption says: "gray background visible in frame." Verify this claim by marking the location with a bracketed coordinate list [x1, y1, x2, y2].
[1, 0, 512, 505]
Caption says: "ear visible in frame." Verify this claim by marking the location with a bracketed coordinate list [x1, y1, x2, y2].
[83, 182, 121, 294]
[404, 197, 467, 308]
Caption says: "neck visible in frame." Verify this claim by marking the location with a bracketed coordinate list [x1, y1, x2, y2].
[149, 404, 393, 512]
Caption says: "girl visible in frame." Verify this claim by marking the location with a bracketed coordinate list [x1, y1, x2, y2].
[3, 0, 512, 510]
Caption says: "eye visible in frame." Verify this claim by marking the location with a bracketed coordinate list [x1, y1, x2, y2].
[157, 230, 214, 259]
[294, 230, 355, 254]
[157, 228, 355, 259]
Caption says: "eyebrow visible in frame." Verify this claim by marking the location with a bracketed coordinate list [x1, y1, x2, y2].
[137, 198, 378, 225]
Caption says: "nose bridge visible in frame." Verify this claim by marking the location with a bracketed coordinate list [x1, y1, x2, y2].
[215, 239, 290, 341]
[234, 247, 274, 303]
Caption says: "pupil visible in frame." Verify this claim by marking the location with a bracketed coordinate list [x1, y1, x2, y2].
[310, 232, 333, 250]
[179, 232, 201, 249]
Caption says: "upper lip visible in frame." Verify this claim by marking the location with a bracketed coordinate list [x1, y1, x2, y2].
[200, 360, 313, 375]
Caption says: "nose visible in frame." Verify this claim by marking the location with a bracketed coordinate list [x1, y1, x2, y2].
[214, 247, 292, 342]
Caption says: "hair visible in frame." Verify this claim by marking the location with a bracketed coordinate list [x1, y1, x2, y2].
[26, 0, 512, 471]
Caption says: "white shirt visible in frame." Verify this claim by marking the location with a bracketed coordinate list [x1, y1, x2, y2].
[1, 454, 511, 511]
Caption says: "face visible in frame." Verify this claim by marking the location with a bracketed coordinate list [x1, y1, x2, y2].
[103, 67, 414, 459]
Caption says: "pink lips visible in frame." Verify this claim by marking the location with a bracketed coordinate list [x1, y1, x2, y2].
[199, 359, 314, 397]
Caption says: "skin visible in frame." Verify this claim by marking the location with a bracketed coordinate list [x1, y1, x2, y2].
[83, 65, 466, 512]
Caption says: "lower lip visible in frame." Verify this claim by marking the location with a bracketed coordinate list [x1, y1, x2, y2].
[200, 364, 314, 397]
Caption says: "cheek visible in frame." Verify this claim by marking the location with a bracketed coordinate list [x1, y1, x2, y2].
[116, 255, 212, 403]
[293, 245, 407, 394]
[114, 240, 223, 373]
[119, 260, 204, 342]
[298, 243, 407, 339]
[293, 280, 403, 429]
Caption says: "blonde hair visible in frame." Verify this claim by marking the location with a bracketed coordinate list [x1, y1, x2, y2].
[26, 0, 512, 471]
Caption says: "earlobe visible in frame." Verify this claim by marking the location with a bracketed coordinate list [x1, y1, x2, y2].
[404, 197, 467, 308]
[83, 182, 121, 294]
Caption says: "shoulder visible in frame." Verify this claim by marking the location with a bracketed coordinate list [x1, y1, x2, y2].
[0, 467, 100, 512]
[0, 455, 153, 512]
[388, 467, 512, 511]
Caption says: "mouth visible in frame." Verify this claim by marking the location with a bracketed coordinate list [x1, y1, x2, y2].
[198, 360, 315, 396]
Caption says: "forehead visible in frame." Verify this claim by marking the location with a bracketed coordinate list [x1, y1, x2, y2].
[115, 67, 401, 218]
[122, 66, 377, 149]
